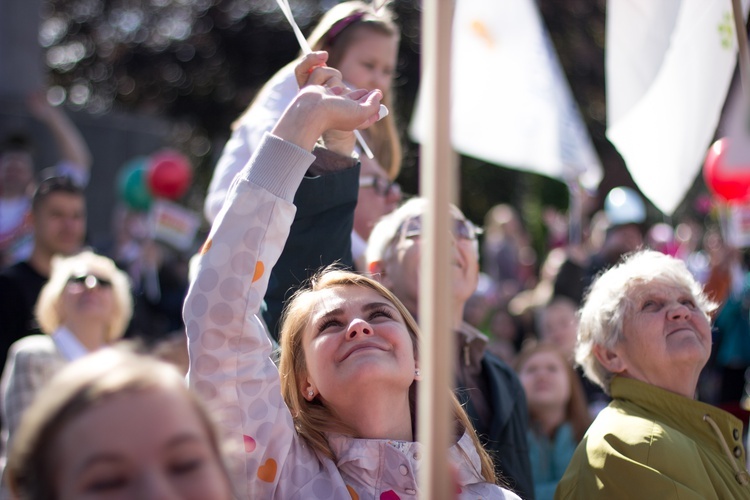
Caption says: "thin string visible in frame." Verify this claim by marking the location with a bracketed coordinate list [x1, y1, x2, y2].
[273, 0, 376, 159]
[371, 0, 388, 16]
[276, 0, 312, 54]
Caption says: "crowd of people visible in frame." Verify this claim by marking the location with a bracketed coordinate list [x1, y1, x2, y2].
[1, 2, 750, 498]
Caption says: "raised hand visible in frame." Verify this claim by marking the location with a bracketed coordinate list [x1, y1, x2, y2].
[271, 83, 383, 152]
[294, 52, 357, 154]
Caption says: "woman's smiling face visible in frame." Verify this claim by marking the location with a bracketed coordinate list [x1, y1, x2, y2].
[519, 350, 571, 413]
[300, 284, 418, 405]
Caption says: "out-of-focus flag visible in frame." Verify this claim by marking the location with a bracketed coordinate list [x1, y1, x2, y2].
[409, 0, 603, 190]
[606, 0, 750, 215]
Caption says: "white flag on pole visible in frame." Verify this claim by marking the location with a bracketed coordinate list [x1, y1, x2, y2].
[606, 0, 750, 215]
[409, 0, 603, 190]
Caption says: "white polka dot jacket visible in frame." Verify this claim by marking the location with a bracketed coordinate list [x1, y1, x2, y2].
[185, 133, 521, 499]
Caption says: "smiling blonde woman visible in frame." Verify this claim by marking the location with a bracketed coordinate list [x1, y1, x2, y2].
[185, 55, 520, 498]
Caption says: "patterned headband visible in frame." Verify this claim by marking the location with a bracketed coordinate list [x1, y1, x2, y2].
[325, 11, 367, 45]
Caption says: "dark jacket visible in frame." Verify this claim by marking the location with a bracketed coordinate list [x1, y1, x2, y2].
[456, 323, 534, 499]
[0, 261, 46, 370]
[262, 149, 359, 341]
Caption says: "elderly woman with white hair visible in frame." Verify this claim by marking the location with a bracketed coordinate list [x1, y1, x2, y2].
[556, 250, 750, 498]
[0, 250, 132, 496]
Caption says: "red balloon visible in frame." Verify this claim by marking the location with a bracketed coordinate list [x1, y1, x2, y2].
[703, 138, 750, 203]
[147, 150, 192, 200]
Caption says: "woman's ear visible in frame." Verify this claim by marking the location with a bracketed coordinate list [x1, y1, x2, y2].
[299, 376, 317, 402]
[592, 343, 626, 374]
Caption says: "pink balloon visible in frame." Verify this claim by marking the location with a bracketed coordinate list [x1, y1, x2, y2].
[703, 138, 750, 203]
[147, 150, 192, 200]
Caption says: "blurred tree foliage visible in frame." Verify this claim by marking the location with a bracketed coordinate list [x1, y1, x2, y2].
[41, 0, 634, 261]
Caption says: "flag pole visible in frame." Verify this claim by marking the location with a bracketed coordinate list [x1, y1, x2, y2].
[732, 0, 750, 96]
[566, 175, 583, 247]
[418, 0, 456, 498]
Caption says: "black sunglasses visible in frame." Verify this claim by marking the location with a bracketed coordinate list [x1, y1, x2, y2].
[67, 274, 113, 289]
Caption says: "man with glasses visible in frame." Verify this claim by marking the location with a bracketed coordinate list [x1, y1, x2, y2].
[366, 197, 534, 500]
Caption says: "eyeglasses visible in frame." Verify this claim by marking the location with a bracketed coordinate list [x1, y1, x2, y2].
[397, 215, 483, 242]
[359, 175, 401, 198]
[67, 274, 112, 289]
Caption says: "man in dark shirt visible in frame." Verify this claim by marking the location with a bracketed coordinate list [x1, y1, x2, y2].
[0, 177, 86, 370]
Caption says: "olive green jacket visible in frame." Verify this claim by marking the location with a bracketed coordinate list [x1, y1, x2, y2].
[556, 376, 750, 499]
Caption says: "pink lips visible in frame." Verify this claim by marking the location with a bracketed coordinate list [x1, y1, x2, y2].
[339, 342, 385, 362]
[667, 327, 694, 336]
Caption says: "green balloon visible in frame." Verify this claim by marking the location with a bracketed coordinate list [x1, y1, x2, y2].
[118, 157, 153, 211]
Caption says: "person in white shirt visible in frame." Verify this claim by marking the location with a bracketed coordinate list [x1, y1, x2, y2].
[204, 1, 402, 270]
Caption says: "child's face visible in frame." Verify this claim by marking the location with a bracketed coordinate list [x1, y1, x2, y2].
[336, 29, 398, 93]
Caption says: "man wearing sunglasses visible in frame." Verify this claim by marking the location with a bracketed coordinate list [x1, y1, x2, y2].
[351, 156, 401, 271]
[366, 197, 534, 500]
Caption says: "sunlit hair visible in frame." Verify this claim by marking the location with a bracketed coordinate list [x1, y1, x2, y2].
[7, 348, 230, 500]
[575, 249, 717, 394]
[515, 341, 592, 441]
[234, 1, 402, 179]
[365, 197, 479, 267]
[278, 267, 497, 484]
[35, 250, 133, 343]
[306, 1, 402, 180]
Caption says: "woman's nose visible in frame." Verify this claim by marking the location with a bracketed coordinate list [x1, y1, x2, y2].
[669, 302, 690, 320]
[386, 185, 402, 206]
[137, 471, 180, 500]
[347, 318, 373, 340]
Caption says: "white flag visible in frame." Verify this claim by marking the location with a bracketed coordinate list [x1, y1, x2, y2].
[606, 0, 750, 215]
[409, 0, 603, 190]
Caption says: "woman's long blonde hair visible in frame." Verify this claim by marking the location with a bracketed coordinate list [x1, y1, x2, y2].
[305, 1, 401, 180]
[278, 268, 497, 484]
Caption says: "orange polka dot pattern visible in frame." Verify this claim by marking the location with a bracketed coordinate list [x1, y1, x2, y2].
[184, 141, 513, 499]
